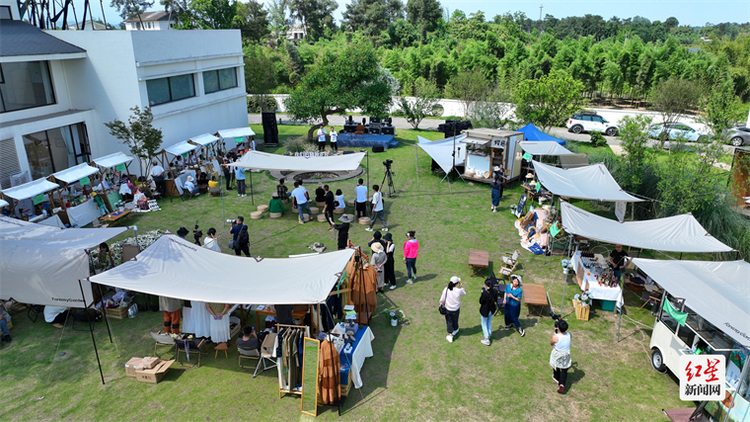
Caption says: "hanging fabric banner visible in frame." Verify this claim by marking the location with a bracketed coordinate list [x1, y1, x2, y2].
[32, 193, 46, 205]
[116, 163, 126, 172]
[235, 137, 243, 143]
[522, 152, 533, 161]
[79, 176, 91, 186]
[663, 299, 687, 326]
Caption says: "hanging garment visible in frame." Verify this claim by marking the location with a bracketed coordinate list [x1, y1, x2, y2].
[348, 252, 377, 325]
[318, 339, 341, 405]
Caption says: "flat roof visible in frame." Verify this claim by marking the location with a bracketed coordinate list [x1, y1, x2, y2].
[0, 20, 86, 57]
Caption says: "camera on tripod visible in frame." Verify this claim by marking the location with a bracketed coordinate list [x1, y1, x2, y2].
[383, 159, 393, 169]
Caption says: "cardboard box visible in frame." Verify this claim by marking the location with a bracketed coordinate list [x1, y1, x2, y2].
[125, 357, 143, 377]
[140, 357, 159, 369]
[135, 359, 175, 384]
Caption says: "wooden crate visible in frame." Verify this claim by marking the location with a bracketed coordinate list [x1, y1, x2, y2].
[572, 299, 590, 321]
[105, 305, 129, 320]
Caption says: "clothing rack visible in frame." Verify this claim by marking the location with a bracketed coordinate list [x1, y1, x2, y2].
[276, 323, 309, 398]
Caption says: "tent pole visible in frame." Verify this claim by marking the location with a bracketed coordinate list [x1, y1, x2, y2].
[723, 360, 749, 422]
[250, 169, 254, 205]
[617, 306, 622, 342]
[560, 235, 574, 314]
[79, 279, 105, 385]
[221, 164, 226, 227]
[94, 275, 113, 344]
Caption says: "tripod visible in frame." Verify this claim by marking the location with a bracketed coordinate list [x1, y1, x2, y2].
[381, 166, 396, 197]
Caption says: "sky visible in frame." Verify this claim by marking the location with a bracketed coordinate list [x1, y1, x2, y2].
[79, 0, 750, 29]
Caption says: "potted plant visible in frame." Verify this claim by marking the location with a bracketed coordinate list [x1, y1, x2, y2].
[382, 309, 406, 326]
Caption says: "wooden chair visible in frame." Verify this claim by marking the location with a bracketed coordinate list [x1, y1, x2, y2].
[253, 333, 277, 378]
[502, 250, 519, 267]
[238, 346, 260, 369]
[150, 332, 176, 358]
[499, 250, 520, 279]
[639, 291, 662, 311]
[214, 342, 229, 359]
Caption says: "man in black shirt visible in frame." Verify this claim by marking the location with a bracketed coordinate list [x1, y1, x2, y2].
[609, 244, 630, 281]
[323, 184, 335, 230]
[236, 326, 259, 355]
[334, 214, 351, 250]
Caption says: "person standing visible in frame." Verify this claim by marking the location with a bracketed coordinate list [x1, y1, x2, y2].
[355, 179, 368, 218]
[493, 165, 505, 199]
[160, 296, 182, 335]
[150, 159, 166, 198]
[235, 165, 246, 197]
[203, 228, 221, 252]
[230, 216, 251, 257]
[291, 181, 313, 224]
[609, 244, 630, 282]
[276, 178, 288, 200]
[490, 175, 502, 213]
[334, 214, 351, 250]
[329, 126, 338, 153]
[366, 184, 387, 232]
[550, 320, 572, 394]
[383, 233, 397, 290]
[0, 307, 12, 343]
[206, 302, 233, 345]
[439, 276, 466, 343]
[504, 275, 525, 336]
[221, 156, 233, 191]
[403, 230, 419, 284]
[479, 279, 498, 345]
[370, 242, 387, 293]
[317, 125, 327, 152]
[323, 184, 335, 230]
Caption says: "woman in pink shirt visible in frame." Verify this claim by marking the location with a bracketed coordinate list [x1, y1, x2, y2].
[403, 230, 419, 284]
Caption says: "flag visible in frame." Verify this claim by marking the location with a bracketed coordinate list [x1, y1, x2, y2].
[663, 299, 687, 326]
[522, 152, 533, 161]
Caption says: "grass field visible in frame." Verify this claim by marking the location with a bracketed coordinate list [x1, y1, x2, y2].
[0, 125, 688, 422]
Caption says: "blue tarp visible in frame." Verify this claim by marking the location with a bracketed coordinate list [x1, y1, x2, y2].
[517, 123, 566, 146]
[336, 133, 399, 149]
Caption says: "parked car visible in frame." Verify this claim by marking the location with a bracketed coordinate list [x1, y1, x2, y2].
[566, 111, 619, 136]
[727, 126, 750, 146]
[647, 123, 710, 142]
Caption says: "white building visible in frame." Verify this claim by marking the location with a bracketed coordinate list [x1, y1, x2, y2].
[0, 0, 247, 187]
[286, 23, 306, 40]
[123, 11, 175, 31]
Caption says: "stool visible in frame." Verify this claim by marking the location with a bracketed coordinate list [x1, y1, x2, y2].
[316, 201, 325, 207]
[316, 214, 328, 222]
[257, 205, 269, 212]
[309, 207, 319, 214]
[333, 208, 345, 214]
[250, 211, 263, 220]
[358, 217, 370, 225]
[269, 212, 282, 219]
[214, 342, 229, 359]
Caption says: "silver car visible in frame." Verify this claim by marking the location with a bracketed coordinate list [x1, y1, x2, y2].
[728, 126, 750, 146]
[647, 123, 710, 142]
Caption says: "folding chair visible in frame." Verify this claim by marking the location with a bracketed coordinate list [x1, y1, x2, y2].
[176, 338, 206, 367]
[499, 251, 519, 279]
[253, 332, 277, 378]
[638, 291, 662, 311]
[238, 346, 260, 368]
[27, 305, 44, 322]
[150, 332, 176, 358]
[502, 250, 519, 268]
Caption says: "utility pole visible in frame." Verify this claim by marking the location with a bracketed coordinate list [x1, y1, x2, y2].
[539, 4, 544, 32]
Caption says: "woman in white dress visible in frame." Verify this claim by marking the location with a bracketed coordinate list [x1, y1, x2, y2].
[206, 303, 235, 344]
[203, 228, 221, 252]
[183, 230, 221, 337]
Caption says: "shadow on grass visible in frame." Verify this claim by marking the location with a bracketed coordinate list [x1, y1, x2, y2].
[566, 362, 586, 393]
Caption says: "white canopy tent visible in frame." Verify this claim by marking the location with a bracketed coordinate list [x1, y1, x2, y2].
[560, 202, 734, 253]
[90, 234, 355, 305]
[630, 258, 750, 348]
[416, 135, 467, 176]
[1, 178, 60, 201]
[0, 217, 127, 307]
[163, 140, 200, 157]
[217, 127, 256, 151]
[91, 152, 134, 169]
[519, 141, 573, 156]
[532, 160, 643, 202]
[228, 150, 366, 172]
[51, 163, 100, 184]
[189, 133, 220, 146]
[0, 198, 8, 208]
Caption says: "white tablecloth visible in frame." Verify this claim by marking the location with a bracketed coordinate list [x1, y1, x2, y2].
[66, 199, 99, 227]
[572, 251, 624, 309]
[348, 326, 374, 389]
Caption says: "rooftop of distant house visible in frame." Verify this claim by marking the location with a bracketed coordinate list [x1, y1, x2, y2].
[123, 11, 172, 23]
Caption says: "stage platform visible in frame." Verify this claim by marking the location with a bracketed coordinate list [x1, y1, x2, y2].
[337, 133, 399, 149]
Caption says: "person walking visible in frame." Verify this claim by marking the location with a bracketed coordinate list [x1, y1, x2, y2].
[370, 242, 387, 293]
[334, 214, 351, 250]
[235, 165, 246, 197]
[329, 126, 338, 152]
[383, 233, 397, 290]
[316, 125, 327, 152]
[323, 184, 335, 230]
[230, 216, 251, 257]
[504, 275, 525, 336]
[439, 276, 466, 343]
[490, 175, 502, 213]
[479, 279, 498, 345]
[366, 184, 387, 232]
[493, 165, 505, 199]
[355, 179, 368, 218]
[150, 159, 166, 198]
[403, 230, 419, 284]
[291, 181, 313, 224]
[550, 320, 572, 394]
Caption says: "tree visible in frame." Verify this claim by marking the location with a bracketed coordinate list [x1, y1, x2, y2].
[288, 0, 337, 41]
[284, 43, 395, 140]
[513, 70, 586, 131]
[110, 0, 153, 27]
[649, 77, 701, 147]
[469, 87, 513, 129]
[397, 78, 440, 128]
[244, 45, 277, 94]
[267, 0, 289, 49]
[616, 115, 653, 192]
[233, 0, 270, 43]
[188, 0, 237, 29]
[445, 70, 490, 118]
[104, 106, 163, 178]
[702, 78, 745, 140]
[342, 0, 403, 37]
[405, 0, 442, 39]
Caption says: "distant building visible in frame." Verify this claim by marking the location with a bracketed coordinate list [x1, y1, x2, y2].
[0, 0, 247, 187]
[123, 11, 175, 31]
[66, 21, 108, 30]
[286, 23, 306, 40]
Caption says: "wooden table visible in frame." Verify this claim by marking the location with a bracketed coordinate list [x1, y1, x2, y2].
[523, 283, 548, 316]
[100, 209, 131, 224]
[468, 249, 489, 277]
[254, 304, 308, 332]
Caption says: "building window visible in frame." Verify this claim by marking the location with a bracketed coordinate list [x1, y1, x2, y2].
[22, 123, 90, 180]
[0, 61, 56, 113]
[203, 68, 237, 94]
[146, 74, 195, 106]
[0, 6, 12, 19]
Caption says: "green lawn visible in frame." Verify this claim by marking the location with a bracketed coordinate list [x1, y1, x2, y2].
[0, 125, 686, 422]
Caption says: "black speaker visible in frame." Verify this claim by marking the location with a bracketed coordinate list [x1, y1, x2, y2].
[372, 145, 385, 153]
[262, 111, 279, 146]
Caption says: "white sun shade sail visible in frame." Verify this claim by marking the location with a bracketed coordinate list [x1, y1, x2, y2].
[630, 258, 750, 348]
[560, 202, 734, 253]
[532, 160, 643, 202]
[417, 135, 467, 174]
[90, 235, 355, 305]
[0, 199, 8, 208]
[228, 150, 366, 172]
[52, 163, 100, 184]
[519, 141, 573, 156]
[189, 133, 220, 146]
[163, 140, 200, 156]
[0, 217, 128, 308]
[1, 178, 60, 200]
[91, 151, 134, 169]
[217, 127, 256, 140]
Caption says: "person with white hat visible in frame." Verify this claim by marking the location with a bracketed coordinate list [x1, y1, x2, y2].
[370, 242, 387, 293]
[334, 214, 351, 250]
[439, 276, 466, 342]
[184, 175, 199, 196]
